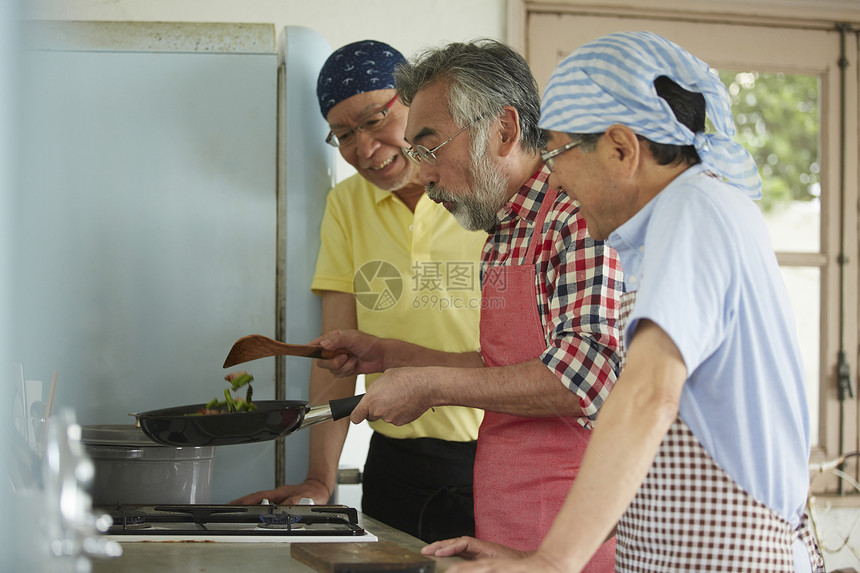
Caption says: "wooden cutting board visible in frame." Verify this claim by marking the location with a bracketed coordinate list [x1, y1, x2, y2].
[291, 541, 436, 573]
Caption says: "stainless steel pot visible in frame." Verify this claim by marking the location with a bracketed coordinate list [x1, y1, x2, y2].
[81, 424, 214, 505]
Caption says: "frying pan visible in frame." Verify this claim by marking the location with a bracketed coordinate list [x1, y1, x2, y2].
[135, 394, 364, 447]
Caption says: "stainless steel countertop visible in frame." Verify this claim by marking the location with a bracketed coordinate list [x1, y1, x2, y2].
[91, 513, 463, 572]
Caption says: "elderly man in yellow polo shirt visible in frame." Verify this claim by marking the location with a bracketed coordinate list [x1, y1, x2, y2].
[231, 40, 485, 543]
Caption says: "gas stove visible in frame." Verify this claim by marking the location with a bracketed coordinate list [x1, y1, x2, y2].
[97, 504, 378, 543]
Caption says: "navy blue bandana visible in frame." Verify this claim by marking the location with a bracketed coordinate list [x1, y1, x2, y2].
[316, 40, 406, 119]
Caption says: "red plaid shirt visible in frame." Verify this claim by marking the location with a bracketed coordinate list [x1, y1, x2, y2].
[481, 165, 624, 428]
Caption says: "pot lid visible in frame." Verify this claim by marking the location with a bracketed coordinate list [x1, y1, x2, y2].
[81, 424, 162, 446]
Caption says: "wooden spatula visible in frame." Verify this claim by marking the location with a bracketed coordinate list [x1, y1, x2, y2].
[223, 334, 343, 368]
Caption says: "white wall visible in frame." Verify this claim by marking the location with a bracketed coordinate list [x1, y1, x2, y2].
[21, 0, 508, 62]
[1, 0, 18, 568]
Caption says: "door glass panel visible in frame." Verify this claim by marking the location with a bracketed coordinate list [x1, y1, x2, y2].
[718, 71, 821, 253]
[779, 266, 821, 446]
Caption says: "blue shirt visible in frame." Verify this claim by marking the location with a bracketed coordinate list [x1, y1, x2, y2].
[609, 164, 811, 526]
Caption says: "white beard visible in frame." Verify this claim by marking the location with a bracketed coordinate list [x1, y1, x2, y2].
[426, 150, 509, 232]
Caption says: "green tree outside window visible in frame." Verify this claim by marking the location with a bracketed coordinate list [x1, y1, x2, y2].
[717, 70, 820, 213]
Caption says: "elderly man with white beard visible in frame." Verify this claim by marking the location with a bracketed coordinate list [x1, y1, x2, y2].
[313, 40, 623, 571]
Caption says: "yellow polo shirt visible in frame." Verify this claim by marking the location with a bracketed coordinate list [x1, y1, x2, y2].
[312, 174, 485, 441]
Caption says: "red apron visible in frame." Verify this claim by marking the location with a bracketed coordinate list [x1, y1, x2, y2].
[474, 187, 616, 570]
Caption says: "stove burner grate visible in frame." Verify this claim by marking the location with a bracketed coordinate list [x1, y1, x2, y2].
[111, 510, 150, 530]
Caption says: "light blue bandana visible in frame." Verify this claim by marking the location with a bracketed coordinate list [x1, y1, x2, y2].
[539, 31, 761, 199]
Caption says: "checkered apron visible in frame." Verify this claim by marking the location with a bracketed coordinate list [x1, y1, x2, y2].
[616, 292, 824, 572]
[617, 292, 637, 366]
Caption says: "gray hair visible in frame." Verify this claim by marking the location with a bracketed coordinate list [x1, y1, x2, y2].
[394, 39, 545, 153]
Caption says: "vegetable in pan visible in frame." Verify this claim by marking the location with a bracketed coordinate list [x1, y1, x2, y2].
[195, 371, 257, 414]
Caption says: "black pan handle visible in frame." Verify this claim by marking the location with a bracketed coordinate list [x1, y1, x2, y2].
[330, 394, 364, 420]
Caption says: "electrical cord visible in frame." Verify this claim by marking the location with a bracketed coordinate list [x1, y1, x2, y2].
[416, 486, 448, 542]
[809, 451, 860, 474]
[807, 452, 860, 564]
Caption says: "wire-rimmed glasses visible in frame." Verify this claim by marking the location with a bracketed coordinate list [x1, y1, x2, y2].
[540, 139, 584, 172]
[401, 119, 481, 166]
[325, 95, 398, 148]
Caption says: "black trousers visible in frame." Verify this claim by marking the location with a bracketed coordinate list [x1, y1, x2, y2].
[361, 432, 477, 543]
